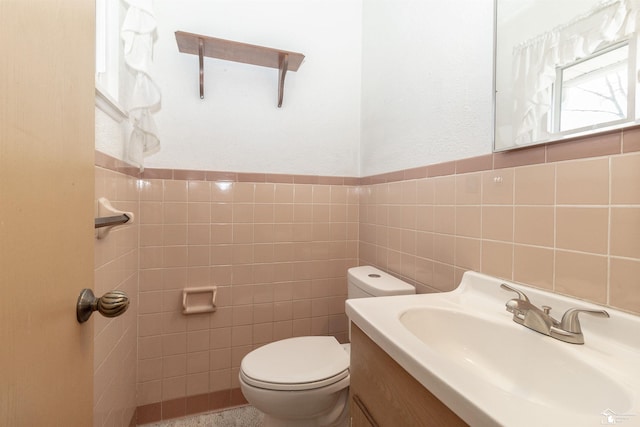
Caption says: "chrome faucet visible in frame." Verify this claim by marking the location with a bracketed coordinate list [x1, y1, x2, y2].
[500, 284, 609, 344]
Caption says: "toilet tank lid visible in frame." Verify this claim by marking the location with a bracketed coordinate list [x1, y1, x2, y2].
[348, 266, 415, 296]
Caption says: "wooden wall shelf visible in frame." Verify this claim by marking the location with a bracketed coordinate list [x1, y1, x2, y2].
[175, 31, 305, 107]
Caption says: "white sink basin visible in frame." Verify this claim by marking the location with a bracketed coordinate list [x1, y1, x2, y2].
[346, 271, 640, 426]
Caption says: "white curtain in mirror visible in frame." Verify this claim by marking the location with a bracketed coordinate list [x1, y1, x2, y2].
[512, 0, 640, 145]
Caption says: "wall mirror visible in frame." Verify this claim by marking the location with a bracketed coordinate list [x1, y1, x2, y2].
[494, 0, 640, 151]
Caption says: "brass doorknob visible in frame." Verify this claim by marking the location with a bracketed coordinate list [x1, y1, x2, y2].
[76, 289, 129, 323]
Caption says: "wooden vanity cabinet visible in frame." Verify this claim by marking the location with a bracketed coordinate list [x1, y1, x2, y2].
[349, 324, 468, 427]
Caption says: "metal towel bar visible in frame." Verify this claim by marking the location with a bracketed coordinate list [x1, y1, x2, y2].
[94, 214, 131, 229]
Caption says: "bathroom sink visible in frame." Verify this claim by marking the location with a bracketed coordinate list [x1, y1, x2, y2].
[346, 271, 640, 426]
[400, 308, 631, 414]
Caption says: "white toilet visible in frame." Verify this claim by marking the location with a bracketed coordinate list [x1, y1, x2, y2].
[239, 266, 416, 427]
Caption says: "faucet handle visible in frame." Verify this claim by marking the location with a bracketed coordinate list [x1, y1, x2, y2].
[500, 283, 530, 302]
[559, 308, 609, 333]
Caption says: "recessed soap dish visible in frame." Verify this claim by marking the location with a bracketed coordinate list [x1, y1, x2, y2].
[182, 286, 217, 315]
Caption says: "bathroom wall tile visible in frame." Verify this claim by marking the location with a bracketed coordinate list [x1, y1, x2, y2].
[401, 180, 417, 204]
[546, 132, 620, 162]
[163, 354, 187, 378]
[416, 178, 434, 204]
[187, 181, 211, 202]
[164, 203, 188, 224]
[186, 393, 210, 416]
[331, 204, 348, 223]
[455, 237, 481, 271]
[231, 305, 253, 327]
[139, 292, 163, 315]
[139, 313, 163, 337]
[187, 224, 210, 246]
[140, 225, 164, 247]
[513, 245, 553, 290]
[164, 225, 187, 246]
[164, 180, 188, 202]
[254, 183, 274, 203]
[159, 268, 186, 292]
[428, 160, 456, 178]
[187, 330, 210, 353]
[432, 262, 456, 292]
[482, 206, 513, 242]
[609, 258, 640, 314]
[480, 241, 513, 281]
[139, 336, 163, 360]
[493, 144, 545, 169]
[556, 207, 608, 254]
[414, 258, 434, 290]
[274, 184, 294, 203]
[456, 154, 493, 174]
[434, 176, 456, 205]
[455, 206, 481, 238]
[139, 179, 164, 202]
[556, 158, 609, 205]
[233, 183, 255, 203]
[187, 351, 210, 375]
[514, 163, 555, 205]
[209, 370, 232, 393]
[188, 202, 211, 224]
[416, 231, 434, 260]
[482, 169, 514, 205]
[623, 127, 640, 152]
[186, 372, 210, 396]
[137, 382, 162, 408]
[433, 206, 455, 235]
[387, 181, 403, 205]
[611, 153, 640, 204]
[138, 357, 163, 383]
[610, 207, 640, 258]
[162, 333, 187, 357]
[455, 173, 481, 205]
[312, 185, 331, 204]
[514, 206, 554, 247]
[310, 316, 329, 335]
[555, 251, 607, 304]
[433, 234, 455, 265]
[210, 182, 234, 202]
[162, 292, 186, 315]
[140, 202, 163, 224]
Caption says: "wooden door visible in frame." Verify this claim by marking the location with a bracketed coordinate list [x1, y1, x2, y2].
[0, 1, 95, 425]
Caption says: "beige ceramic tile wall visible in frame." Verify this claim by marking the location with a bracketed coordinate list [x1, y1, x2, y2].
[136, 179, 359, 409]
[94, 166, 139, 427]
[360, 152, 640, 315]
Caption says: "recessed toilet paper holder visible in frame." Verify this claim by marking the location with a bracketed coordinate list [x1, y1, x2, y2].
[182, 286, 217, 314]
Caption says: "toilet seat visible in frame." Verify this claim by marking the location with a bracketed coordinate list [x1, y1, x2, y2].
[240, 336, 350, 392]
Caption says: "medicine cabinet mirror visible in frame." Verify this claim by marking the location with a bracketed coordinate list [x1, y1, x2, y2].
[494, 0, 640, 151]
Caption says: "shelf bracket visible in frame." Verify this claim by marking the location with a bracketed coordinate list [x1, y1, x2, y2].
[198, 38, 205, 99]
[278, 53, 289, 108]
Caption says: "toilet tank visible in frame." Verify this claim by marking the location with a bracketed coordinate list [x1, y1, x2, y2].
[347, 266, 415, 299]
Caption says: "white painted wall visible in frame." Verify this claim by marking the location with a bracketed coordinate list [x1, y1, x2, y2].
[359, 0, 494, 177]
[96, 0, 497, 177]
[146, 0, 362, 176]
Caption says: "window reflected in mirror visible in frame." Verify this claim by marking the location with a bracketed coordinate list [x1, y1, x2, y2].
[557, 41, 632, 133]
[494, 0, 640, 151]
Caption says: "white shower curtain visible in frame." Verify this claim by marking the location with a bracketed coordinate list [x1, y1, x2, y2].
[121, 0, 161, 171]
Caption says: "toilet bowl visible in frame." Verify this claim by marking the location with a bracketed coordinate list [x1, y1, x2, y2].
[239, 266, 415, 426]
